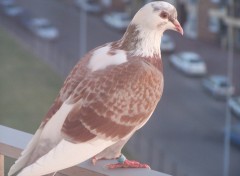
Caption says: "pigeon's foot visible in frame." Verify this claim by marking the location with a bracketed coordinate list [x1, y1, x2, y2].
[107, 154, 150, 169]
[92, 154, 150, 169]
[107, 159, 150, 169]
[92, 156, 105, 165]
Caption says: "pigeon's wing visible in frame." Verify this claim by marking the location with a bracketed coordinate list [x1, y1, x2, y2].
[61, 58, 163, 143]
[42, 54, 92, 126]
[16, 58, 163, 176]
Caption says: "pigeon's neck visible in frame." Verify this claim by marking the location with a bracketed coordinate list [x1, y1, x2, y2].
[119, 24, 163, 58]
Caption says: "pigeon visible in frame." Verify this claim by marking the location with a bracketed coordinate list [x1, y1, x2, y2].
[9, 1, 183, 176]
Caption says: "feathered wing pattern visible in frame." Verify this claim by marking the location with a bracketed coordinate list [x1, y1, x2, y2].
[9, 51, 163, 176]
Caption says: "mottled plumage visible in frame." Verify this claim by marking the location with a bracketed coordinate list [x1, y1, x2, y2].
[9, 1, 183, 176]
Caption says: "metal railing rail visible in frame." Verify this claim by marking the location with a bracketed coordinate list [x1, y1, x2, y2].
[0, 125, 170, 176]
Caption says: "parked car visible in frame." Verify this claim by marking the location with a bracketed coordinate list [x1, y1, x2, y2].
[169, 52, 207, 76]
[161, 34, 175, 53]
[202, 75, 234, 99]
[103, 11, 131, 31]
[228, 96, 240, 118]
[1, 3, 23, 17]
[230, 124, 240, 147]
[30, 18, 59, 40]
[18, 14, 59, 40]
[74, 0, 102, 13]
[0, 0, 14, 5]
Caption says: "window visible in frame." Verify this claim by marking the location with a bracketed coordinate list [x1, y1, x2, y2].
[211, 0, 221, 4]
[208, 16, 220, 33]
[234, 0, 240, 17]
[188, 0, 198, 4]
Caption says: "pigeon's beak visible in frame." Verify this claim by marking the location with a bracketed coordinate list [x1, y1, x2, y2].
[172, 19, 183, 35]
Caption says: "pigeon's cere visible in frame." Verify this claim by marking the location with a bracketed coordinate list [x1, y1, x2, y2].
[9, 1, 183, 176]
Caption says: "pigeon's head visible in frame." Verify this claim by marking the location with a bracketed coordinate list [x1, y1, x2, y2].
[131, 1, 183, 35]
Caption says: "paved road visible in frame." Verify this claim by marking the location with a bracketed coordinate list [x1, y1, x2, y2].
[17, 0, 122, 63]
[7, 0, 240, 176]
[145, 34, 240, 176]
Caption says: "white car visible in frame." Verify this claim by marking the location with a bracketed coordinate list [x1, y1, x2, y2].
[0, 0, 14, 5]
[2, 3, 23, 17]
[169, 52, 207, 76]
[202, 75, 234, 99]
[74, 0, 102, 13]
[28, 18, 59, 40]
[103, 11, 131, 31]
[161, 34, 175, 53]
[228, 96, 240, 118]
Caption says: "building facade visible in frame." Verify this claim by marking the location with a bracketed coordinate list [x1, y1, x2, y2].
[179, 0, 240, 50]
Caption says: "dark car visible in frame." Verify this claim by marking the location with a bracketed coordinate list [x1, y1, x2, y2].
[230, 124, 240, 147]
[228, 96, 240, 118]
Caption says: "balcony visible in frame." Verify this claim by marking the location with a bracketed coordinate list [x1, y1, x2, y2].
[209, 8, 240, 28]
[0, 125, 170, 176]
[224, 16, 240, 28]
[209, 8, 226, 18]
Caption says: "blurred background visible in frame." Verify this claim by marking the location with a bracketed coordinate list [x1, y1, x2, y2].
[0, 0, 240, 176]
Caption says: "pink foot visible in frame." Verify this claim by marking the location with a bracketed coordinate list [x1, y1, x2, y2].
[92, 156, 108, 165]
[92, 156, 97, 165]
[107, 159, 150, 169]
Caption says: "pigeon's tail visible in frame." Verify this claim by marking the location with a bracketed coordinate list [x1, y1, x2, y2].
[8, 129, 43, 176]
[8, 102, 75, 176]
[16, 139, 114, 176]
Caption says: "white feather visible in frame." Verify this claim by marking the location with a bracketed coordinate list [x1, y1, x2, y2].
[130, 28, 162, 58]
[8, 102, 74, 176]
[8, 129, 42, 176]
[17, 139, 115, 176]
[38, 102, 73, 144]
[88, 44, 127, 72]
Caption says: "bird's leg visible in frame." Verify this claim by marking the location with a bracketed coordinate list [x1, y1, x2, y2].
[92, 137, 131, 165]
[107, 154, 150, 169]
[91, 146, 121, 165]
[91, 134, 150, 169]
[92, 156, 108, 165]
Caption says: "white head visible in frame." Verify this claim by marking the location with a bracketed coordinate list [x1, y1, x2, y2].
[120, 1, 183, 57]
[132, 1, 183, 35]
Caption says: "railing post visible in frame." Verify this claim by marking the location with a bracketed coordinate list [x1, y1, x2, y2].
[0, 154, 4, 176]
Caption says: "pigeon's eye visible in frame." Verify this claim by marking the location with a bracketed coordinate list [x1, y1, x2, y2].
[160, 12, 168, 19]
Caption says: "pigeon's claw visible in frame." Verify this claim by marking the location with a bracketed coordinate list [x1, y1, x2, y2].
[92, 156, 97, 165]
[92, 156, 108, 165]
[107, 159, 150, 169]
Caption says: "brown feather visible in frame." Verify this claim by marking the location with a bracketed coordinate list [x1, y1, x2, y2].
[61, 56, 163, 143]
